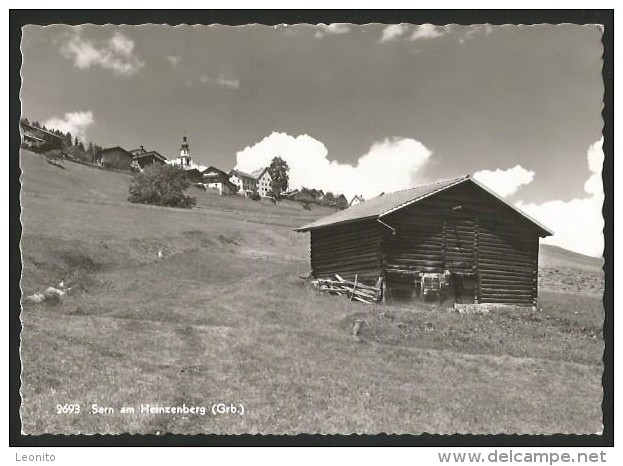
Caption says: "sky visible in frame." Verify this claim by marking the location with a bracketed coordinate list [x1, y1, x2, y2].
[20, 24, 604, 256]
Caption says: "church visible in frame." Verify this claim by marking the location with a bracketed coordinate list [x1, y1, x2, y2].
[166, 134, 207, 172]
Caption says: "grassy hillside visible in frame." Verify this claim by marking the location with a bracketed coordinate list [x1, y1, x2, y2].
[538, 245, 604, 297]
[540, 244, 604, 272]
[19, 150, 604, 435]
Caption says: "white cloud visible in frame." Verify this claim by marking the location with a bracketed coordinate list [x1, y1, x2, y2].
[198, 74, 240, 89]
[234, 132, 432, 199]
[314, 23, 351, 39]
[473, 165, 535, 197]
[459, 24, 494, 44]
[166, 55, 181, 68]
[516, 138, 604, 257]
[379, 24, 408, 43]
[215, 75, 240, 90]
[59, 30, 144, 76]
[409, 24, 448, 41]
[44, 110, 94, 141]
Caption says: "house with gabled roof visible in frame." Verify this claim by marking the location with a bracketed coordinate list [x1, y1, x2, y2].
[20, 121, 64, 150]
[99, 146, 134, 170]
[350, 195, 365, 207]
[202, 166, 238, 195]
[229, 168, 258, 196]
[251, 167, 272, 197]
[130, 145, 168, 168]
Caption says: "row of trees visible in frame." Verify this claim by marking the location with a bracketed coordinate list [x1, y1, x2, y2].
[265, 156, 348, 210]
[295, 188, 349, 210]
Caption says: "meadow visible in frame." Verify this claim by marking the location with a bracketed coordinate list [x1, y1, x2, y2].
[19, 150, 604, 434]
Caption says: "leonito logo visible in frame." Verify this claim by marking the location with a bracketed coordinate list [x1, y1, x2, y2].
[15, 453, 55, 462]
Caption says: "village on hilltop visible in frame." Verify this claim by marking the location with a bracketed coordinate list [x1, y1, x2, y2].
[20, 119, 357, 209]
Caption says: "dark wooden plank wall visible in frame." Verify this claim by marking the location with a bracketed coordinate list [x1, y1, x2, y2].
[382, 181, 541, 305]
[478, 219, 538, 305]
[310, 220, 382, 283]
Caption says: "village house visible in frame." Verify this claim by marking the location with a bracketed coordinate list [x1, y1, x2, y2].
[229, 169, 258, 196]
[20, 121, 64, 151]
[296, 175, 552, 307]
[130, 145, 168, 168]
[202, 166, 238, 195]
[251, 167, 273, 197]
[350, 195, 365, 207]
[334, 194, 349, 209]
[99, 146, 134, 170]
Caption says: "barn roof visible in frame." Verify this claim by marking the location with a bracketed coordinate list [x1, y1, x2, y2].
[134, 150, 168, 162]
[250, 167, 269, 179]
[296, 175, 553, 236]
[20, 122, 65, 141]
[99, 146, 133, 156]
[229, 168, 256, 180]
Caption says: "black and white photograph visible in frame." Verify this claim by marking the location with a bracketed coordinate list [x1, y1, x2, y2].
[15, 16, 609, 440]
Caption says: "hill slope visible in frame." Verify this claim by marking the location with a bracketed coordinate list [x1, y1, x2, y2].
[539, 244, 604, 272]
[18, 149, 603, 435]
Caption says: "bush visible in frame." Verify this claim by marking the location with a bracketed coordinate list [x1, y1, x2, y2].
[128, 164, 196, 209]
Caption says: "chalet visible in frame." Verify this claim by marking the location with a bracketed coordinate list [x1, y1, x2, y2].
[185, 168, 204, 184]
[251, 167, 272, 197]
[99, 146, 134, 170]
[334, 194, 349, 209]
[20, 122, 64, 151]
[229, 169, 258, 196]
[202, 166, 238, 195]
[296, 175, 552, 307]
[130, 145, 168, 168]
[350, 195, 365, 207]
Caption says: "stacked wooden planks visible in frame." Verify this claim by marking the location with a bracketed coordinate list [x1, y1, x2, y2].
[312, 274, 383, 304]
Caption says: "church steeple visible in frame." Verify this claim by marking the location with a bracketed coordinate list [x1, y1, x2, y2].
[179, 132, 191, 167]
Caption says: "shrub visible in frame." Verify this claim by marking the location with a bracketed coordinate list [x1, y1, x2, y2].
[128, 164, 196, 209]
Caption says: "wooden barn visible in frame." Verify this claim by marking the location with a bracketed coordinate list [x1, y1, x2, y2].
[99, 146, 134, 170]
[296, 175, 553, 306]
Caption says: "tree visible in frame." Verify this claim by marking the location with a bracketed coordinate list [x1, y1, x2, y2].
[64, 132, 72, 145]
[128, 164, 196, 209]
[93, 144, 103, 163]
[321, 191, 335, 206]
[267, 156, 289, 201]
[296, 190, 315, 210]
[74, 137, 79, 146]
[87, 142, 94, 161]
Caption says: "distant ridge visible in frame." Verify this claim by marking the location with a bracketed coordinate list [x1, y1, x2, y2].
[539, 244, 604, 272]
